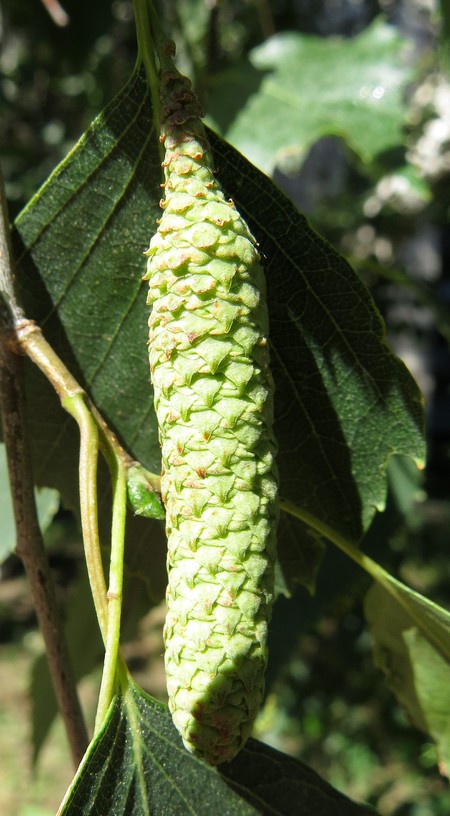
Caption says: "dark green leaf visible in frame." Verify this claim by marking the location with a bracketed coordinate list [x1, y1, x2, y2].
[13, 70, 167, 599]
[275, 513, 325, 596]
[208, 129, 424, 544]
[59, 678, 377, 815]
[13, 70, 162, 494]
[12, 67, 424, 597]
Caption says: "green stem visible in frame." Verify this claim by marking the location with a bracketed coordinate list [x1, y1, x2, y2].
[279, 496, 413, 592]
[14, 322, 162, 673]
[15, 320, 83, 399]
[132, 0, 162, 138]
[279, 496, 376, 573]
[19, 324, 134, 720]
[279, 497, 450, 660]
[94, 458, 128, 731]
[16, 321, 136, 471]
[63, 393, 108, 641]
[7, 297, 150, 736]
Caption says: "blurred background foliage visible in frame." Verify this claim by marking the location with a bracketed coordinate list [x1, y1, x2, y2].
[1, 1, 450, 814]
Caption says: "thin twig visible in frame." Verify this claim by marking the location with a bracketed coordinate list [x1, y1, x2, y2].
[279, 496, 450, 662]
[0, 170, 88, 769]
[15, 319, 135, 473]
[10, 311, 159, 728]
[63, 392, 109, 640]
[94, 460, 127, 732]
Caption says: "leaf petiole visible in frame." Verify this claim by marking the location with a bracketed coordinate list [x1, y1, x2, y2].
[15, 322, 136, 725]
[94, 455, 128, 732]
[280, 496, 450, 662]
[63, 393, 109, 639]
[132, 0, 163, 144]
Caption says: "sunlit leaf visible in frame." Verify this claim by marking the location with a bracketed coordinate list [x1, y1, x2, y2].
[206, 19, 414, 174]
[365, 583, 450, 775]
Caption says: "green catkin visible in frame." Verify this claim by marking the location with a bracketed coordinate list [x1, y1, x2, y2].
[145, 60, 278, 765]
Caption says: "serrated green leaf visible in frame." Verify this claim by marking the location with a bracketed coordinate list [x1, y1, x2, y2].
[209, 129, 425, 545]
[206, 18, 414, 174]
[275, 512, 325, 596]
[365, 583, 450, 776]
[11, 66, 424, 597]
[404, 629, 450, 777]
[58, 678, 376, 815]
[386, 454, 424, 519]
[13, 70, 162, 491]
[11, 71, 167, 599]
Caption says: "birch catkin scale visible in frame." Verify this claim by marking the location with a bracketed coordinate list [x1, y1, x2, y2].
[145, 59, 278, 765]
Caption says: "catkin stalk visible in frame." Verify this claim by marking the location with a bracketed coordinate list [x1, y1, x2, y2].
[145, 59, 278, 765]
